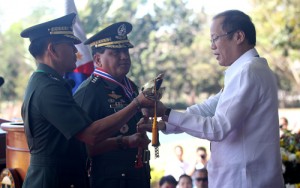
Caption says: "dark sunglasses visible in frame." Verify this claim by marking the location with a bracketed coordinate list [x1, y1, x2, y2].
[196, 177, 208, 182]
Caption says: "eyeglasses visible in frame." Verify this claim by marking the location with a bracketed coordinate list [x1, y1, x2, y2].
[196, 177, 208, 182]
[210, 30, 235, 45]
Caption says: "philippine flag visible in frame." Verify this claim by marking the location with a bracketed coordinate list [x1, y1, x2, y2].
[64, 0, 94, 93]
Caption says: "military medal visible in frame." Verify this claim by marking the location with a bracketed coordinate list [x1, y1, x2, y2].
[93, 68, 134, 100]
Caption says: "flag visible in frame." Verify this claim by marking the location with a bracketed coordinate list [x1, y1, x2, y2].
[64, 0, 94, 93]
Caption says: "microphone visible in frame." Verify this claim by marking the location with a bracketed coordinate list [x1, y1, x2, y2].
[0, 77, 4, 87]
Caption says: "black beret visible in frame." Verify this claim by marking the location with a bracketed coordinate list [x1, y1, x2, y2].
[84, 22, 133, 49]
[20, 13, 81, 44]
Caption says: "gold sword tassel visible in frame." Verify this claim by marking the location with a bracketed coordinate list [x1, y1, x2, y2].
[152, 78, 160, 158]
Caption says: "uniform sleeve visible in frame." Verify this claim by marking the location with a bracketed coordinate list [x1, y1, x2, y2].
[38, 83, 92, 140]
[165, 64, 260, 141]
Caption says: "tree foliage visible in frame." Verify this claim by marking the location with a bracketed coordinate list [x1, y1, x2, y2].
[0, 6, 60, 101]
[251, 0, 300, 106]
[0, 23, 31, 100]
[80, 0, 221, 106]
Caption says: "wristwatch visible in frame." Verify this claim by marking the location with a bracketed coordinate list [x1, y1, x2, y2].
[162, 108, 171, 122]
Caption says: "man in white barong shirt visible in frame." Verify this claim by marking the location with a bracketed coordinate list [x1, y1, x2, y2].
[138, 10, 284, 188]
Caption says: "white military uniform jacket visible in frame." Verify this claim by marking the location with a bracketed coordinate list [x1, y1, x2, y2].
[165, 48, 284, 188]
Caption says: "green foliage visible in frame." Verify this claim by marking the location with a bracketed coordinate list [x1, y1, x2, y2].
[0, 5, 59, 101]
[0, 23, 32, 100]
[79, 0, 113, 34]
[150, 167, 165, 188]
[251, 0, 300, 100]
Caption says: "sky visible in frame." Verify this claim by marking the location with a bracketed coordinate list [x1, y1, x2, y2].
[0, 0, 87, 31]
[0, 0, 251, 32]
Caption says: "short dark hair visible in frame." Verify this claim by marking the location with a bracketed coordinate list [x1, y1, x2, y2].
[178, 174, 193, 183]
[29, 36, 66, 58]
[159, 175, 177, 186]
[213, 10, 256, 46]
[175, 145, 183, 150]
[280, 117, 288, 124]
[197, 146, 206, 153]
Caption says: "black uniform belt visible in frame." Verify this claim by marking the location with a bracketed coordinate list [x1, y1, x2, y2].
[30, 155, 84, 168]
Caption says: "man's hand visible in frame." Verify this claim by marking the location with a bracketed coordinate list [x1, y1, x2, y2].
[140, 101, 167, 117]
[135, 92, 155, 108]
[135, 73, 165, 108]
[123, 133, 151, 149]
[137, 118, 166, 133]
[141, 73, 165, 101]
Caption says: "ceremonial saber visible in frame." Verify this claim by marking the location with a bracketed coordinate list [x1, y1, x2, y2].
[137, 73, 164, 162]
[152, 78, 160, 158]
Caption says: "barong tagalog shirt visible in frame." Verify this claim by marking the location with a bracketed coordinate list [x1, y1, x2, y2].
[164, 48, 284, 188]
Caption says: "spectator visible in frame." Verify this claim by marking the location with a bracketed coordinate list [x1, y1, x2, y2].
[280, 117, 289, 130]
[164, 145, 192, 180]
[195, 147, 208, 170]
[280, 117, 290, 137]
[178, 174, 193, 188]
[193, 168, 208, 188]
[159, 175, 177, 188]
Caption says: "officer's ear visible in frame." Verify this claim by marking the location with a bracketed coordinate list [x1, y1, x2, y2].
[48, 43, 57, 56]
[94, 53, 102, 67]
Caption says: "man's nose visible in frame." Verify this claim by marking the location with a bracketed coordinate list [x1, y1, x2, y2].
[210, 42, 217, 50]
[120, 51, 129, 59]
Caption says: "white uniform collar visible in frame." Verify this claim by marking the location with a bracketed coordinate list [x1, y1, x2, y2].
[224, 48, 259, 86]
